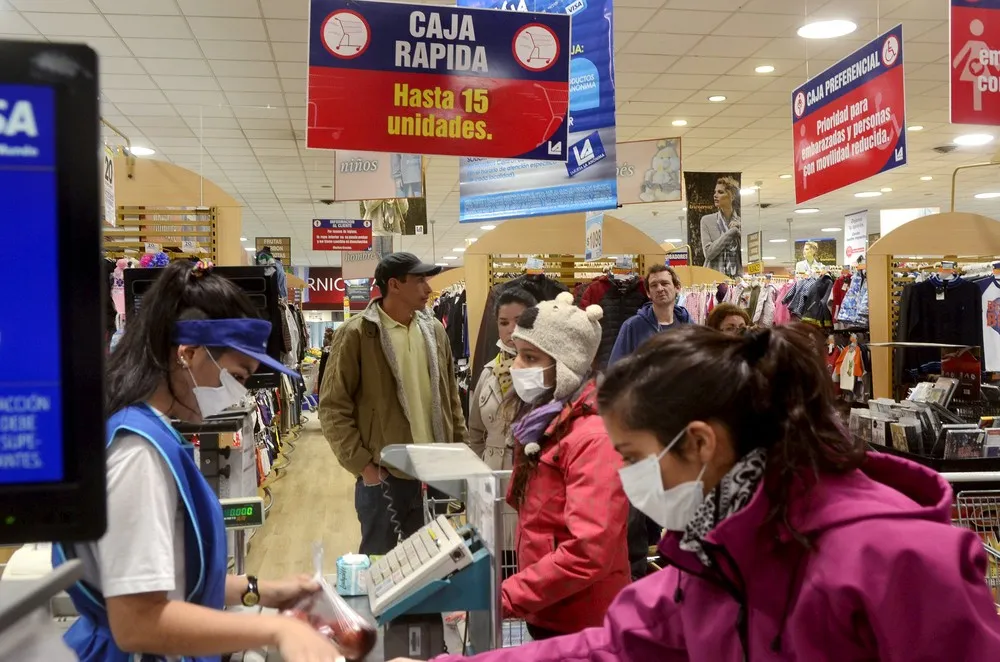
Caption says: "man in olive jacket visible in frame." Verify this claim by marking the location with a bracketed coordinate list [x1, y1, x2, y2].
[319, 252, 469, 555]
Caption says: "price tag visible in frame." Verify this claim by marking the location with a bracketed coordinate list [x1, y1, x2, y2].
[181, 240, 198, 253]
[585, 212, 604, 262]
[144, 242, 160, 254]
[525, 257, 545, 274]
[746, 261, 763, 275]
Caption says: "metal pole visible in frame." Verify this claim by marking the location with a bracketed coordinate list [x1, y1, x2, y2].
[234, 530, 247, 576]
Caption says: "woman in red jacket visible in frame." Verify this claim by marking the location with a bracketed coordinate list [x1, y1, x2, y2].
[501, 291, 631, 640]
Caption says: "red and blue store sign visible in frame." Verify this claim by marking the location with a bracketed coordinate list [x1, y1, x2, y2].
[951, 0, 1000, 126]
[306, 0, 571, 161]
[791, 25, 906, 205]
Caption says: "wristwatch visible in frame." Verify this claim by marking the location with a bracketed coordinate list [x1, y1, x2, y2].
[241, 575, 260, 607]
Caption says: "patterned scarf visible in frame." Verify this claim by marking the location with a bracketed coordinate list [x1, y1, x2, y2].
[492, 342, 516, 397]
[680, 447, 767, 566]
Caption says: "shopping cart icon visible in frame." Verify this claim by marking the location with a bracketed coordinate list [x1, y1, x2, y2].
[320, 10, 371, 59]
[513, 25, 561, 72]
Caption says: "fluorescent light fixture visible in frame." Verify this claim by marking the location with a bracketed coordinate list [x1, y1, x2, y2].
[779, 174, 792, 179]
[755, 65, 775, 74]
[708, 95, 727, 102]
[681, 206, 687, 211]
[907, 125, 924, 131]
[740, 187, 758, 196]
[880, 187, 893, 193]
[240, 236, 248, 241]
[920, 176, 933, 181]
[663, 238, 683, 243]
[434, 262, 448, 267]
[480, 225, 496, 230]
[795, 208, 820, 214]
[671, 119, 688, 127]
[443, 255, 459, 260]
[244, 247, 254, 252]
[130, 146, 155, 156]
[769, 238, 787, 243]
[452, 247, 465, 252]
[854, 191, 882, 198]
[954, 133, 994, 146]
[821, 227, 842, 232]
[797, 19, 857, 39]
[762, 256, 778, 261]
[975, 192, 1000, 199]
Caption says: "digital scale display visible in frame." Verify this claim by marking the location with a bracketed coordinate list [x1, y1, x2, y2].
[0, 83, 63, 485]
[220, 497, 265, 530]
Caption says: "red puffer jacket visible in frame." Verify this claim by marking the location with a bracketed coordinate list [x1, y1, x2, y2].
[501, 382, 631, 634]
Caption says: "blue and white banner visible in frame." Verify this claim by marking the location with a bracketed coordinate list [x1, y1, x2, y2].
[456, 0, 617, 223]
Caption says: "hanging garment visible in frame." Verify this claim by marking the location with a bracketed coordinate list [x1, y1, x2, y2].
[772, 281, 796, 326]
[52, 405, 227, 662]
[580, 275, 650, 369]
[836, 272, 868, 326]
[830, 274, 852, 322]
[980, 277, 1000, 372]
[899, 277, 982, 377]
[472, 275, 569, 378]
[801, 274, 836, 328]
[836, 345, 865, 392]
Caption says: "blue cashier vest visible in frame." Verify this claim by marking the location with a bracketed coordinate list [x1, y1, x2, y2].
[52, 404, 228, 662]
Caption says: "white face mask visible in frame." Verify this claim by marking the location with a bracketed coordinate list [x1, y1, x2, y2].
[618, 427, 707, 531]
[187, 351, 248, 419]
[510, 365, 554, 403]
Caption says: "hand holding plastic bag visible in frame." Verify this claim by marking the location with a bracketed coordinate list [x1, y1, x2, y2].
[282, 543, 378, 661]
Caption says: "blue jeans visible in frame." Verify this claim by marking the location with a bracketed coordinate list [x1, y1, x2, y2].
[354, 474, 424, 556]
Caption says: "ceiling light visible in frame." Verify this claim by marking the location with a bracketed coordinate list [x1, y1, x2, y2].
[762, 256, 777, 261]
[740, 187, 758, 196]
[920, 176, 933, 181]
[821, 227, 842, 232]
[443, 255, 459, 260]
[129, 146, 155, 156]
[855, 191, 882, 198]
[244, 247, 254, 252]
[434, 262, 448, 267]
[663, 237, 683, 243]
[779, 174, 792, 179]
[681, 206, 687, 211]
[707, 95, 727, 102]
[240, 236, 248, 241]
[452, 247, 465, 252]
[880, 187, 893, 192]
[975, 192, 1000, 199]
[795, 208, 820, 214]
[908, 125, 924, 132]
[954, 133, 995, 146]
[755, 65, 775, 74]
[797, 19, 857, 40]
[671, 119, 688, 127]
[769, 238, 787, 243]
[480, 225, 496, 230]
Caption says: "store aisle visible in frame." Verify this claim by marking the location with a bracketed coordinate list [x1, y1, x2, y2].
[245, 416, 361, 578]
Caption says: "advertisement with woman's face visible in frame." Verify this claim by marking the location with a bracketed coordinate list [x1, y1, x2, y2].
[685, 171, 743, 279]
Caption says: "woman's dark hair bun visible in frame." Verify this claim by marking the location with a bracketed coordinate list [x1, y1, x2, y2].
[741, 327, 771, 366]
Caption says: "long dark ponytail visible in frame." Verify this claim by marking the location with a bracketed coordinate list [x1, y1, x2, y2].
[105, 260, 260, 415]
[598, 323, 864, 544]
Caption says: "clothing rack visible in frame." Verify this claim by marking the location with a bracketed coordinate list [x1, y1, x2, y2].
[102, 205, 219, 262]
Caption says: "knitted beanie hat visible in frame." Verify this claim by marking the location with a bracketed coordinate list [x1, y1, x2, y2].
[512, 291, 603, 400]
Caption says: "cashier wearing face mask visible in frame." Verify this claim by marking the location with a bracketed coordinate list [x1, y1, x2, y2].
[497, 292, 630, 640]
[412, 324, 1000, 662]
[52, 260, 343, 662]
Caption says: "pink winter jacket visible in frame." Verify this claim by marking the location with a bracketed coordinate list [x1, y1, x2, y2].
[435, 452, 1000, 661]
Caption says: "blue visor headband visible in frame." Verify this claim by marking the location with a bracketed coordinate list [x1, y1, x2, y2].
[173, 318, 272, 354]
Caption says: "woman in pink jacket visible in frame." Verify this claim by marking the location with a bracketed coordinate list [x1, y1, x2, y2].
[403, 323, 1000, 661]
[496, 291, 630, 639]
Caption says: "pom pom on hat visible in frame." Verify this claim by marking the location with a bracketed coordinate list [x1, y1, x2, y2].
[585, 304, 603, 322]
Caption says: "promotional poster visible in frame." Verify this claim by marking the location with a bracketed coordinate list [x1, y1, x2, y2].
[950, 0, 1000, 126]
[333, 150, 424, 201]
[306, 0, 571, 160]
[843, 210, 868, 265]
[616, 138, 681, 204]
[359, 197, 428, 235]
[792, 25, 906, 204]
[685, 171, 743, 279]
[255, 236, 292, 264]
[794, 238, 839, 274]
[456, 0, 617, 222]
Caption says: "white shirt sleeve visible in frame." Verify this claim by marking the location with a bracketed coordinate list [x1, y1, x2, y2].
[96, 433, 184, 599]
